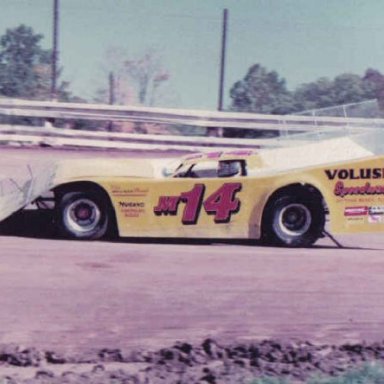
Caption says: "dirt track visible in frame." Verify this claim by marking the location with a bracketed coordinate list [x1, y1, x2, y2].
[1, 221, 384, 352]
[1, 147, 384, 349]
[1, 147, 384, 382]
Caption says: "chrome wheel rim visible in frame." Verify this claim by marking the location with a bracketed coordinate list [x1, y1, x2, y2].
[276, 203, 311, 236]
[63, 198, 101, 234]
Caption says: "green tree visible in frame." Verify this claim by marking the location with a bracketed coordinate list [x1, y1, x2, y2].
[227, 64, 294, 137]
[293, 74, 368, 112]
[293, 77, 335, 111]
[228, 63, 384, 134]
[230, 64, 294, 115]
[333, 73, 366, 104]
[0, 24, 70, 100]
[362, 68, 384, 111]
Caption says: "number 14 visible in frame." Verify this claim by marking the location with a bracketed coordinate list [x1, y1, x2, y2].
[154, 182, 242, 225]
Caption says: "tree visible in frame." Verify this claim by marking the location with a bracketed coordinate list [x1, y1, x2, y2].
[293, 77, 336, 111]
[333, 74, 366, 105]
[96, 48, 170, 107]
[362, 68, 384, 111]
[124, 50, 170, 106]
[230, 64, 294, 115]
[228, 63, 384, 131]
[293, 74, 368, 112]
[227, 64, 294, 137]
[0, 24, 70, 100]
[95, 48, 172, 133]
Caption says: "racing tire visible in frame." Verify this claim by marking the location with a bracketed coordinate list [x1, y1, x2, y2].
[56, 191, 110, 240]
[262, 191, 325, 247]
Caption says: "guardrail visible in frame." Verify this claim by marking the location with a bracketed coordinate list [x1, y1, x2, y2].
[0, 98, 381, 152]
[0, 124, 291, 151]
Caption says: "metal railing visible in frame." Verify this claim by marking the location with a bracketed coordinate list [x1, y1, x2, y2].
[0, 98, 382, 151]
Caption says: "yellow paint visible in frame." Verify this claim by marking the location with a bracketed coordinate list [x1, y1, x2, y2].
[53, 151, 384, 239]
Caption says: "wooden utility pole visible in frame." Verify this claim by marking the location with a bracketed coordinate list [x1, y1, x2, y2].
[51, 0, 59, 100]
[218, 8, 228, 112]
[208, 8, 228, 137]
[109, 72, 115, 105]
[108, 72, 115, 131]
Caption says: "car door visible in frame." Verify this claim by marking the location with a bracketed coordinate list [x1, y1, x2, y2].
[111, 159, 251, 239]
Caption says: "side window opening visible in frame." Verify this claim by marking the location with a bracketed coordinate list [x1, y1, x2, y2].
[188, 161, 219, 178]
[173, 164, 193, 178]
[218, 160, 246, 177]
[173, 159, 247, 178]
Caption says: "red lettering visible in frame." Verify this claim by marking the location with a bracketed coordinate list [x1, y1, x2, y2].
[204, 183, 242, 223]
[334, 181, 345, 197]
[180, 184, 205, 224]
[154, 196, 181, 215]
[153, 183, 243, 224]
[206, 151, 223, 159]
[334, 181, 384, 197]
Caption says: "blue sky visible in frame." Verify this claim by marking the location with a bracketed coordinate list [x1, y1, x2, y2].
[1, 0, 384, 109]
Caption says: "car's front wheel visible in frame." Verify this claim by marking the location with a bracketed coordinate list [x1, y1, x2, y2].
[56, 191, 110, 240]
[262, 191, 325, 247]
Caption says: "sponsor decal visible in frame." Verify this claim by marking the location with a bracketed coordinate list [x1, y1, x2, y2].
[118, 201, 145, 218]
[368, 215, 384, 224]
[334, 181, 384, 197]
[185, 150, 254, 161]
[368, 206, 384, 224]
[325, 169, 384, 198]
[154, 183, 242, 225]
[225, 149, 254, 157]
[119, 202, 145, 208]
[184, 153, 205, 161]
[343, 205, 384, 224]
[369, 206, 384, 215]
[325, 168, 384, 180]
[111, 187, 149, 197]
[344, 206, 368, 216]
[206, 151, 223, 159]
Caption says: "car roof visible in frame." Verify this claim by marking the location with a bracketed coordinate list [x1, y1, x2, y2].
[181, 150, 263, 169]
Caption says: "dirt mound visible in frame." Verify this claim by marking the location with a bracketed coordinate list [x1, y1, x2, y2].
[1, 339, 384, 383]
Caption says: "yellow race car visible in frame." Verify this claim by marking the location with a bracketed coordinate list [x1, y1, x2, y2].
[34, 131, 384, 247]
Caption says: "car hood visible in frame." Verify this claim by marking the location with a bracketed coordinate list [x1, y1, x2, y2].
[52, 157, 173, 183]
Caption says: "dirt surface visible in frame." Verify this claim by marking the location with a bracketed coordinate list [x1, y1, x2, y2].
[1, 218, 384, 350]
[1, 339, 384, 383]
[1, 146, 384, 382]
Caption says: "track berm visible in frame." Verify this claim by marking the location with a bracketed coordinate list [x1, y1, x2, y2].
[1, 338, 384, 383]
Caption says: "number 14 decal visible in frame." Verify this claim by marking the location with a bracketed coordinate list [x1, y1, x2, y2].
[154, 183, 242, 224]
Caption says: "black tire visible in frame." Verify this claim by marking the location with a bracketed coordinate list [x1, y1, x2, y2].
[56, 191, 110, 240]
[262, 191, 325, 247]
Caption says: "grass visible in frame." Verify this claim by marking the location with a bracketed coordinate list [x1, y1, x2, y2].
[251, 377, 290, 384]
[250, 363, 384, 384]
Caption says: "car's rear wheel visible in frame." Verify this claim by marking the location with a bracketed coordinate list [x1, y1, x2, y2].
[57, 191, 110, 240]
[262, 191, 325, 247]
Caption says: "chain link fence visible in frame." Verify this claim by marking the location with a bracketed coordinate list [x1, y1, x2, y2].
[295, 99, 381, 119]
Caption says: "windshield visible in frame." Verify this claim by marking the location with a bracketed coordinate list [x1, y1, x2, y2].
[172, 159, 245, 178]
[162, 159, 184, 177]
